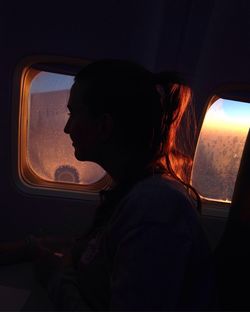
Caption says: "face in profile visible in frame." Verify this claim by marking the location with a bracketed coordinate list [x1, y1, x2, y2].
[64, 82, 101, 162]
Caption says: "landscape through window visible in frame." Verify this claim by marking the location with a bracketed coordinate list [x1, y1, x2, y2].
[27, 71, 106, 185]
[192, 98, 250, 202]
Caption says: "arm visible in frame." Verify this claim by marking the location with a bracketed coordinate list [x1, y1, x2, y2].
[0, 234, 76, 265]
[0, 236, 39, 265]
[36, 239, 93, 311]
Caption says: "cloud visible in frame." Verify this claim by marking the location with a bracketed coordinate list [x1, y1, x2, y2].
[205, 98, 227, 121]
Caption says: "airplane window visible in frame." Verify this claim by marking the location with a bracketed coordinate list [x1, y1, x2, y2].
[27, 71, 107, 186]
[191, 98, 250, 203]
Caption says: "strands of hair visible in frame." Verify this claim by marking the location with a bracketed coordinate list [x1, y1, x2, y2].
[156, 81, 201, 213]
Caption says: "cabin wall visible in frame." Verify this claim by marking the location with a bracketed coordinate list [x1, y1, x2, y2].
[193, 0, 250, 121]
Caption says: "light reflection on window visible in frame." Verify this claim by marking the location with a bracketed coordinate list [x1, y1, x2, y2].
[191, 98, 250, 202]
[28, 71, 106, 185]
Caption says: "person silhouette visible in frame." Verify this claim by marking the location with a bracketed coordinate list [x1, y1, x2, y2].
[46, 59, 216, 311]
[0, 59, 217, 311]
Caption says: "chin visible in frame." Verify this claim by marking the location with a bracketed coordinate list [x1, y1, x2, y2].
[74, 147, 98, 163]
[74, 149, 85, 161]
[74, 150, 93, 162]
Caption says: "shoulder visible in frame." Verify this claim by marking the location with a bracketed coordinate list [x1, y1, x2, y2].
[108, 175, 200, 237]
[128, 174, 193, 208]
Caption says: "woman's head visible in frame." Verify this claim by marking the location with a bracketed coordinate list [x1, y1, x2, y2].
[65, 59, 193, 184]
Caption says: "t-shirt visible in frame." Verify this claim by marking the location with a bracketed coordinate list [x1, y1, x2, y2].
[47, 175, 217, 311]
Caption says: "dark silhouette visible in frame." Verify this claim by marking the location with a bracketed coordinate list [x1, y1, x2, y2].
[0, 59, 216, 311]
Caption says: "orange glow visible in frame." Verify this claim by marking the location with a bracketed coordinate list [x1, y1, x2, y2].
[204, 117, 250, 134]
[165, 83, 193, 183]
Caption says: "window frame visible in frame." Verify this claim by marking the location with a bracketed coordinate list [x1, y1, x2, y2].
[12, 56, 112, 200]
[193, 84, 250, 217]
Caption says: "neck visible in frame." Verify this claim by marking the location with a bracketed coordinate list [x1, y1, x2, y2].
[98, 148, 153, 186]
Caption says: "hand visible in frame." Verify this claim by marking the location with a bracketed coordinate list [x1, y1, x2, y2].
[61, 249, 73, 268]
[38, 235, 75, 253]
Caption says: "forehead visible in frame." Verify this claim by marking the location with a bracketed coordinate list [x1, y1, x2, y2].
[67, 82, 88, 111]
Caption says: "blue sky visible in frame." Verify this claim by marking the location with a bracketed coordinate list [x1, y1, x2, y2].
[208, 98, 250, 120]
[222, 99, 250, 118]
[204, 98, 250, 132]
[30, 72, 74, 93]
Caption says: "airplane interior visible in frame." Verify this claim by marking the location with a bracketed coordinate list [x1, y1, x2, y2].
[1, 0, 250, 310]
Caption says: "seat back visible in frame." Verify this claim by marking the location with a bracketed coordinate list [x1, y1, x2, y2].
[215, 129, 250, 310]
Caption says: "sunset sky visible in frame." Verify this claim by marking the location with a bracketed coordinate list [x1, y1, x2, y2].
[203, 98, 250, 134]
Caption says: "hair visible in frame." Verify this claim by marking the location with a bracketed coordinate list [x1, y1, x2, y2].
[74, 59, 201, 215]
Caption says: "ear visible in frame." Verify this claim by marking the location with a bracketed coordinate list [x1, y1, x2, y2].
[97, 113, 114, 141]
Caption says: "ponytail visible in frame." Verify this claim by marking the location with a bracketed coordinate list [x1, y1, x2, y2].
[153, 72, 201, 213]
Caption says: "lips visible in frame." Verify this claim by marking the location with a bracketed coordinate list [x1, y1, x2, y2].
[70, 137, 76, 146]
